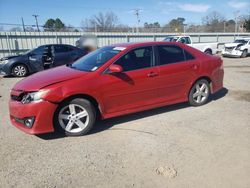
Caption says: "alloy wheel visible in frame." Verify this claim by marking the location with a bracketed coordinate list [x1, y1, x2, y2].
[13, 65, 27, 77]
[58, 104, 89, 133]
[192, 82, 209, 104]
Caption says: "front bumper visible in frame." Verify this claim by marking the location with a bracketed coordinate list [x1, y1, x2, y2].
[0, 64, 7, 75]
[9, 99, 58, 134]
[222, 49, 242, 57]
[0, 63, 12, 75]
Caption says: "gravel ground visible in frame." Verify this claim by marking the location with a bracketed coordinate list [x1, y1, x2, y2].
[0, 57, 250, 188]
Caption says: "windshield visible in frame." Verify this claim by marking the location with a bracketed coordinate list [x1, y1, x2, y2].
[234, 39, 248, 44]
[164, 37, 178, 42]
[70, 46, 122, 72]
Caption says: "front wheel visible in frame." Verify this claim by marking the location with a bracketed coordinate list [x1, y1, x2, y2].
[54, 98, 96, 136]
[12, 64, 28, 77]
[204, 49, 212, 55]
[241, 50, 247, 58]
[188, 79, 210, 106]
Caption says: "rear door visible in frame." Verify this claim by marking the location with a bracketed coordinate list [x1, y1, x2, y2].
[155, 45, 199, 102]
[99, 46, 159, 114]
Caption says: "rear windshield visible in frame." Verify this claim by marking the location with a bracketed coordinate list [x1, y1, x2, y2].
[70, 46, 121, 72]
[234, 39, 248, 44]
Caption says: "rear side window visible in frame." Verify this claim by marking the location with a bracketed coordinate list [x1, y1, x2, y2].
[54, 45, 70, 53]
[157, 45, 185, 65]
[184, 50, 195, 61]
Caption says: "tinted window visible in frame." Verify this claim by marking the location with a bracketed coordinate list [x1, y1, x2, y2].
[115, 46, 153, 72]
[157, 45, 185, 65]
[164, 37, 178, 42]
[30, 46, 46, 55]
[234, 39, 247, 44]
[71, 46, 120, 72]
[184, 50, 195, 60]
[54, 45, 70, 53]
[184, 37, 191, 44]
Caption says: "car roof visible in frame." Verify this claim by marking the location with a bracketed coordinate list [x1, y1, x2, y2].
[236, 38, 250, 40]
[109, 41, 183, 48]
[39, 44, 75, 47]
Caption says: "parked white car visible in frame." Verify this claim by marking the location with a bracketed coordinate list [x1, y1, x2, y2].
[222, 38, 250, 58]
[163, 35, 218, 55]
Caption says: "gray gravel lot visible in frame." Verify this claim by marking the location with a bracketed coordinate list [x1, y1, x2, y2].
[0, 57, 250, 188]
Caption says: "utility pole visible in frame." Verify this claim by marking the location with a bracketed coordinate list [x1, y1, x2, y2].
[21, 17, 25, 32]
[32, 14, 40, 32]
[133, 9, 141, 33]
[234, 11, 239, 36]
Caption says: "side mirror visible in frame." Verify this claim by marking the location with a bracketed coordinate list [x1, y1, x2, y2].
[108, 64, 123, 73]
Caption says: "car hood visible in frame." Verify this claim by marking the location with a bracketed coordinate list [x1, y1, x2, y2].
[0, 55, 21, 61]
[224, 43, 242, 48]
[13, 66, 87, 91]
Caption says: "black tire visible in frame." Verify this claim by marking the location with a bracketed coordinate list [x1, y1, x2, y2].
[241, 50, 247, 58]
[12, 64, 28, 77]
[188, 79, 210, 106]
[204, 49, 212, 55]
[54, 98, 96, 136]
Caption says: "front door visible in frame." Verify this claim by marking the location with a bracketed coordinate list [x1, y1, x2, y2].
[99, 46, 160, 114]
[52, 45, 72, 66]
[28, 45, 46, 71]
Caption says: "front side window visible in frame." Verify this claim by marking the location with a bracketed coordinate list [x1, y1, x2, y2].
[114, 46, 153, 72]
[30, 46, 46, 55]
[184, 37, 191, 44]
[71, 46, 121, 72]
[54, 45, 70, 53]
[157, 45, 185, 65]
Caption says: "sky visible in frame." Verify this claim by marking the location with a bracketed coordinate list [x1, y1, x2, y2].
[0, 0, 249, 29]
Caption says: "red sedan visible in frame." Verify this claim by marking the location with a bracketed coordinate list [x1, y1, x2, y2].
[9, 42, 224, 136]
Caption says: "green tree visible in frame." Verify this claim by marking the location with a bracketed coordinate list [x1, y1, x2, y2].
[54, 18, 65, 31]
[168, 17, 185, 32]
[244, 17, 250, 32]
[44, 18, 65, 31]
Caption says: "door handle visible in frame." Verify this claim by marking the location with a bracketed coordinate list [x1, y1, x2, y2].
[147, 72, 158, 77]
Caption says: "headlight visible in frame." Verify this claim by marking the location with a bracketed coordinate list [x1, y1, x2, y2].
[0, 59, 8, 64]
[21, 90, 48, 104]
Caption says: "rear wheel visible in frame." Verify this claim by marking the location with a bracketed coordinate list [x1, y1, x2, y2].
[204, 49, 212, 55]
[189, 79, 210, 106]
[241, 50, 247, 58]
[54, 98, 96, 136]
[12, 64, 28, 77]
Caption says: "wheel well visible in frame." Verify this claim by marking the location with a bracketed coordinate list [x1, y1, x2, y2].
[204, 48, 212, 53]
[11, 63, 28, 73]
[190, 76, 212, 94]
[58, 94, 101, 117]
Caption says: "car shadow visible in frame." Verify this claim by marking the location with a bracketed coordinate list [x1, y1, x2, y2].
[36, 87, 228, 140]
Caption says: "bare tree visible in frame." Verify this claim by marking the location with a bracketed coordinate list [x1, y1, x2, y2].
[82, 12, 119, 32]
[202, 11, 225, 32]
[10, 27, 22, 32]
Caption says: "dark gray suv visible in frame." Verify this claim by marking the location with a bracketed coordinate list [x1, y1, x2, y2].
[0, 44, 87, 77]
